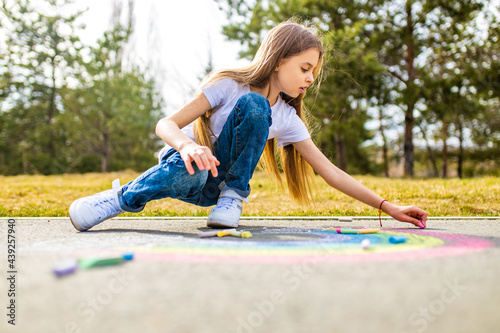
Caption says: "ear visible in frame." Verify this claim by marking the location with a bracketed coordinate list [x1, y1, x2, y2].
[275, 58, 285, 71]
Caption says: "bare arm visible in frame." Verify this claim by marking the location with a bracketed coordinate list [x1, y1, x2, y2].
[293, 138, 428, 227]
[156, 92, 219, 177]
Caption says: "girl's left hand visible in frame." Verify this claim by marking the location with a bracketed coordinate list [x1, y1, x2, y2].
[383, 202, 429, 228]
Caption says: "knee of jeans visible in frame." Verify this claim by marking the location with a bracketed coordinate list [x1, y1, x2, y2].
[179, 170, 209, 198]
[239, 92, 272, 122]
[163, 158, 209, 194]
[192, 169, 209, 191]
[178, 168, 208, 195]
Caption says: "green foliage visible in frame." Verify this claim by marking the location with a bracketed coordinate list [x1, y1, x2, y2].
[216, 0, 499, 177]
[217, 0, 388, 173]
[0, 0, 84, 174]
[0, 0, 164, 175]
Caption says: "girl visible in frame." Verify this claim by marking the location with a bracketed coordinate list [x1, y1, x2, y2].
[69, 21, 428, 231]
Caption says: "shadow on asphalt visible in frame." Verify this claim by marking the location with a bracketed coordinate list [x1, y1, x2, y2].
[78, 228, 198, 238]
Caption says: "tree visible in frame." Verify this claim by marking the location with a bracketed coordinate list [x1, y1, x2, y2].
[419, 0, 497, 178]
[0, 0, 164, 174]
[216, 0, 489, 177]
[313, 22, 384, 174]
[0, 0, 85, 174]
[467, 6, 500, 176]
[369, 0, 484, 176]
[216, 0, 385, 174]
[61, 0, 163, 173]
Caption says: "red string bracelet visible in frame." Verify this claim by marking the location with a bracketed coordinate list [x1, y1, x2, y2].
[378, 199, 388, 227]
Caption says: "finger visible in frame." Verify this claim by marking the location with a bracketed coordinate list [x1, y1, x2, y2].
[406, 216, 423, 228]
[183, 157, 195, 175]
[209, 158, 218, 177]
[197, 151, 212, 171]
[419, 211, 428, 227]
[411, 207, 428, 228]
[399, 211, 424, 228]
[199, 148, 220, 167]
[190, 153, 205, 171]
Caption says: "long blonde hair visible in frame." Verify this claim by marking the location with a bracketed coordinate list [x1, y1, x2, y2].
[194, 21, 324, 205]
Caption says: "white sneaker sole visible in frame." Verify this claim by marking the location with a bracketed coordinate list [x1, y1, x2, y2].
[206, 219, 239, 229]
[69, 200, 87, 232]
[68, 179, 123, 232]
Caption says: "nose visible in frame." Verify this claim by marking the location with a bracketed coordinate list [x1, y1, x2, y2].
[306, 72, 314, 84]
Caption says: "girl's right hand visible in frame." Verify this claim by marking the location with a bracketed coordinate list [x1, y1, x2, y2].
[179, 142, 220, 177]
[383, 202, 428, 228]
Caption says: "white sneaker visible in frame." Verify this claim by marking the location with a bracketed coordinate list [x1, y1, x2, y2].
[207, 190, 248, 228]
[69, 179, 124, 231]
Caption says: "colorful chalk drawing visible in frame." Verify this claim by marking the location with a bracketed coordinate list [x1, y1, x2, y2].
[129, 228, 496, 264]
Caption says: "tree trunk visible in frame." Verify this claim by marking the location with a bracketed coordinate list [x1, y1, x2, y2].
[47, 55, 58, 161]
[457, 120, 464, 178]
[442, 122, 448, 178]
[404, 0, 416, 177]
[101, 132, 109, 173]
[335, 133, 347, 171]
[21, 141, 28, 174]
[404, 110, 415, 177]
[417, 121, 439, 177]
[379, 109, 389, 177]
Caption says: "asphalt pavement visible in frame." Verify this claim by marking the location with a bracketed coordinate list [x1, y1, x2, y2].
[1, 217, 499, 333]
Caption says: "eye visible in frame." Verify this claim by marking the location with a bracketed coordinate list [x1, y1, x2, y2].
[301, 68, 308, 73]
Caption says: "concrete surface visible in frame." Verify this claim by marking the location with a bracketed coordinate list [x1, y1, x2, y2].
[1, 217, 499, 333]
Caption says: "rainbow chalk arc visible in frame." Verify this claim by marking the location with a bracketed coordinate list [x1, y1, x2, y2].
[121, 228, 495, 265]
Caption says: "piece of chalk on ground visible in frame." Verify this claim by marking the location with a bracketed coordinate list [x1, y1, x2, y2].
[217, 229, 238, 237]
[79, 256, 124, 270]
[361, 239, 371, 250]
[338, 217, 353, 222]
[53, 260, 79, 277]
[230, 231, 252, 238]
[358, 228, 380, 234]
[240, 231, 252, 238]
[389, 236, 408, 244]
[199, 230, 220, 238]
[337, 228, 358, 234]
[122, 252, 134, 261]
[200, 229, 236, 238]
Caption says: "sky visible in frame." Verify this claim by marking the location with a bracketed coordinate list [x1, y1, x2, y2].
[72, 0, 249, 114]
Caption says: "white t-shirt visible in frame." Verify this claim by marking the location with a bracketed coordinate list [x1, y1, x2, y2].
[160, 78, 310, 156]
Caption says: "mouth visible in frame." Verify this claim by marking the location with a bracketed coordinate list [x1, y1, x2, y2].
[299, 86, 309, 94]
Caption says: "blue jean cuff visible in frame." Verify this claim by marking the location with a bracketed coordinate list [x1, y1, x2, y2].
[117, 191, 144, 213]
[219, 183, 250, 201]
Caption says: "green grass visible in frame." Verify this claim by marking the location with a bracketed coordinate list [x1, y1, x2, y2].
[1, 171, 499, 217]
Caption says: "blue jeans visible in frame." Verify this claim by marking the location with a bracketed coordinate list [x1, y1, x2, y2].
[117, 92, 272, 212]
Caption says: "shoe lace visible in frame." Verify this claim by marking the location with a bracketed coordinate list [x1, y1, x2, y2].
[216, 197, 239, 210]
[93, 192, 121, 218]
